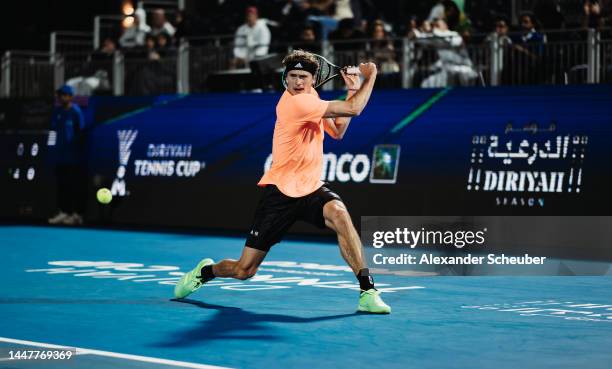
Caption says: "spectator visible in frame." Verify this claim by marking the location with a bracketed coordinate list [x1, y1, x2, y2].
[421, 19, 433, 33]
[91, 37, 116, 61]
[337, 0, 368, 27]
[369, 20, 399, 74]
[427, 0, 446, 23]
[442, 0, 461, 30]
[150, 8, 176, 37]
[307, 0, 340, 41]
[310, 0, 335, 15]
[404, 16, 420, 39]
[328, 18, 366, 51]
[515, 13, 545, 50]
[513, 13, 545, 61]
[334, 0, 354, 20]
[485, 17, 513, 84]
[419, 18, 478, 87]
[119, 8, 150, 48]
[406, 17, 435, 39]
[405, 18, 435, 86]
[485, 17, 512, 46]
[419, 19, 433, 35]
[87, 37, 115, 92]
[231, 6, 271, 69]
[427, 1, 472, 40]
[510, 13, 546, 84]
[48, 85, 86, 226]
[444, 0, 473, 41]
[294, 24, 322, 53]
[144, 34, 161, 60]
[583, 0, 605, 30]
[156, 32, 176, 57]
[277, 0, 313, 41]
[126, 32, 175, 95]
[64, 39, 114, 96]
[173, 10, 194, 41]
[533, 0, 565, 30]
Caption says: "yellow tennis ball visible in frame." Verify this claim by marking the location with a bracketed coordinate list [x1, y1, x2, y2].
[96, 188, 112, 204]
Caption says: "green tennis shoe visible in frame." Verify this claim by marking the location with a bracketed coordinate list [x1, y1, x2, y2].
[174, 258, 215, 299]
[357, 289, 391, 314]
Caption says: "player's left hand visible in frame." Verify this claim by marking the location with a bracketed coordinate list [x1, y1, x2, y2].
[341, 67, 361, 91]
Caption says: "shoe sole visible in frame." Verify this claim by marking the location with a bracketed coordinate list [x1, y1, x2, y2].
[357, 305, 392, 314]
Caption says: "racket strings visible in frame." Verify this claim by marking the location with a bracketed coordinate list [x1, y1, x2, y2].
[315, 56, 334, 87]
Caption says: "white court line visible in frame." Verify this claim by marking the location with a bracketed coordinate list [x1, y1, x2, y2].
[0, 337, 233, 369]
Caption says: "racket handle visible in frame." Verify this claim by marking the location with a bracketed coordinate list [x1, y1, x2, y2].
[344, 66, 361, 75]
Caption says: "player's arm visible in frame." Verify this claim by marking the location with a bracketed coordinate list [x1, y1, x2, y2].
[323, 89, 356, 140]
[323, 62, 377, 119]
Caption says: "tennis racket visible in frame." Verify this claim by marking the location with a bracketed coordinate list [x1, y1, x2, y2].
[282, 53, 361, 89]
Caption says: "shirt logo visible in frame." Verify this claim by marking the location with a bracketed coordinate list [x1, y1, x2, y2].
[294, 63, 303, 68]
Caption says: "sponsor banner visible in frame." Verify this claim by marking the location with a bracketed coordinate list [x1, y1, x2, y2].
[83, 86, 612, 232]
[263, 144, 400, 185]
[468, 128, 588, 208]
[110, 129, 205, 197]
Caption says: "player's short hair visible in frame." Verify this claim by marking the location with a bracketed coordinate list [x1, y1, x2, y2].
[282, 50, 319, 75]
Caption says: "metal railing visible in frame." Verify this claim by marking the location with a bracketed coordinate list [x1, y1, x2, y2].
[50, 31, 94, 56]
[601, 39, 612, 83]
[137, 0, 183, 12]
[2, 28, 611, 97]
[93, 15, 125, 50]
[1, 51, 63, 98]
[124, 56, 177, 96]
[514, 0, 584, 26]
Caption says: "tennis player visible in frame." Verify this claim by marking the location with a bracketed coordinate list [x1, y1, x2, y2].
[175, 50, 390, 313]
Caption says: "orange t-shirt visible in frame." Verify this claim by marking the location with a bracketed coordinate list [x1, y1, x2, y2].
[258, 90, 330, 197]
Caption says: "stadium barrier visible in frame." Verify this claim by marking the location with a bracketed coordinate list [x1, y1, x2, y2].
[1, 85, 610, 231]
[2, 29, 612, 97]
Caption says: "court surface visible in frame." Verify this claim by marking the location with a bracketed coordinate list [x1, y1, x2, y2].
[1, 226, 611, 369]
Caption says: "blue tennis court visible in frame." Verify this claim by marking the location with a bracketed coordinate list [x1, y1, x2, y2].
[1, 226, 611, 369]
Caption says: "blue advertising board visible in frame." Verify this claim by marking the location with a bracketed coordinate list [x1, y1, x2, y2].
[80, 85, 612, 231]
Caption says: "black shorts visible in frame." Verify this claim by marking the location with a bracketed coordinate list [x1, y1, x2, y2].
[246, 184, 342, 252]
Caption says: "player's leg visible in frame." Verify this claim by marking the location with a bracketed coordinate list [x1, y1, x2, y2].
[212, 246, 267, 280]
[174, 246, 269, 299]
[174, 185, 296, 299]
[322, 198, 391, 314]
[323, 200, 365, 274]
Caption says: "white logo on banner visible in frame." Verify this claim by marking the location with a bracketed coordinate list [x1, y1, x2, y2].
[467, 133, 588, 207]
[111, 130, 138, 196]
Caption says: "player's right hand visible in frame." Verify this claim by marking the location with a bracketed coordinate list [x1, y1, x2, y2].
[359, 62, 377, 78]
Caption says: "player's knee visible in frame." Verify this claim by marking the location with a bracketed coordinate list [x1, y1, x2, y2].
[234, 265, 257, 280]
[327, 202, 350, 228]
